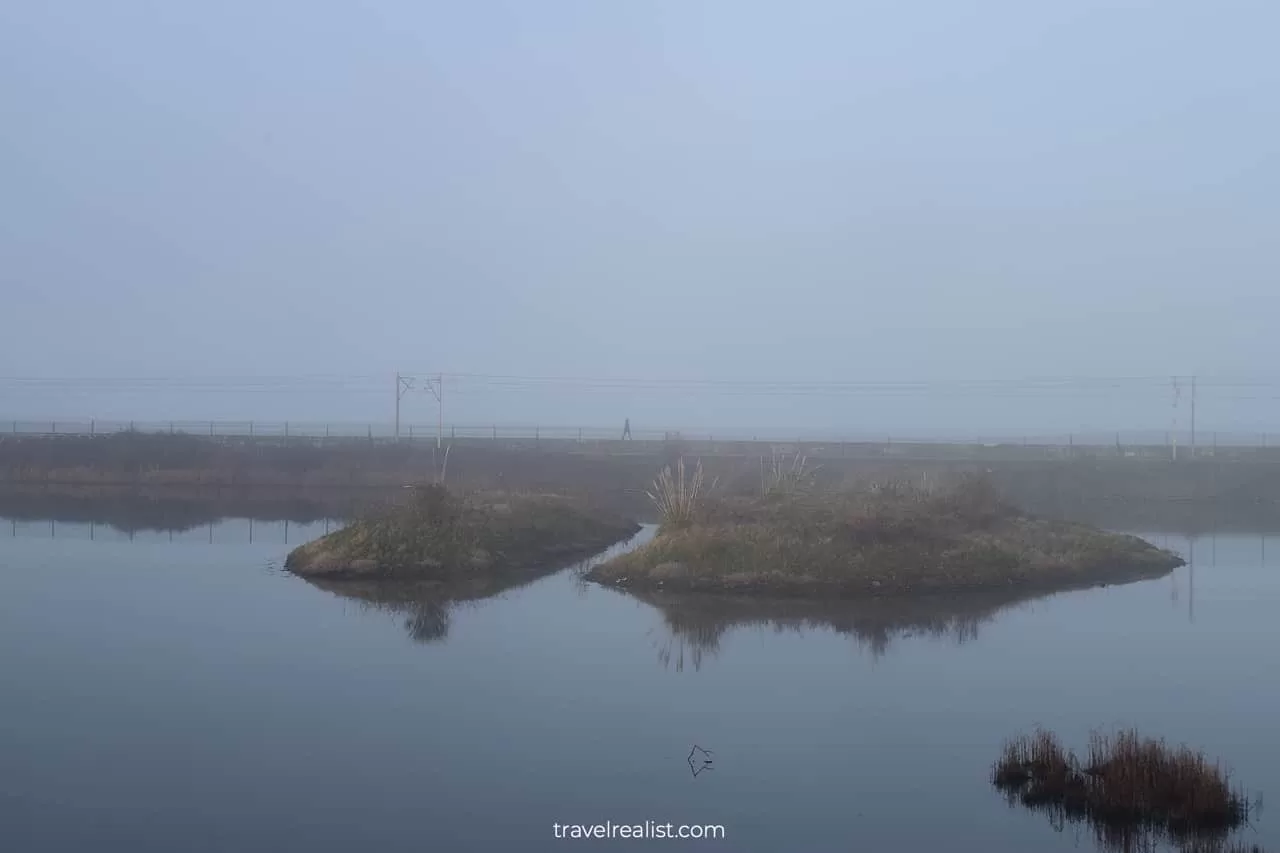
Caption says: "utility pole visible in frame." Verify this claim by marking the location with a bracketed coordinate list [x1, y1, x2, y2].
[397, 372, 444, 447]
[394, 372, 416, 441]
[1190, 375, 1197, 454]
[423, 373, 444, 449]
[1171, 376, 1180, 461]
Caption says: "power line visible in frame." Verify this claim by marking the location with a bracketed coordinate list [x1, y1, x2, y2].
[5, 371, 1280, 389]
[7, 372, 1280, 404]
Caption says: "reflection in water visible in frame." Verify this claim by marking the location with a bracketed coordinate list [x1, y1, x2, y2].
[991, 728, 1261, 853]
[0, 484, 377, 535]
[1008, 494, 1280, 537]
[616, 525, 1276, 672]
[3, 515, 335, 546]
[687, 745, 714, 777]
[634, 530, 1244, 672]
[308, 526, 658, 644]
[308, 574, 538, 643]
[629, 526, 1249, 671]
[1004, 799, 1263, 853]
[2, 489, 1279, 853]
[996, 775, 1261, 853]
[634, 586, 1056, 671]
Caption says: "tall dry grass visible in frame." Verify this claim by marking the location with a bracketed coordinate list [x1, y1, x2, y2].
[1083, 730, 1246, 835]
[761, 450, 819, 497]
[992, 728, 1251, 845]
[647, 457, 715, 529]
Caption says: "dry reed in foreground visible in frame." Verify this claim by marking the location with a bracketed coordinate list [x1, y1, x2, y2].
[993, 728, 1252, 847]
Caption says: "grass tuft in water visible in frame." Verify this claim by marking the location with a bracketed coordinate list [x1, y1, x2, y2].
[993, 728, 1254, 849]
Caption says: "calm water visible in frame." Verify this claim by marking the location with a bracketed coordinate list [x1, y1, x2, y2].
[2, 513, 1278, 852]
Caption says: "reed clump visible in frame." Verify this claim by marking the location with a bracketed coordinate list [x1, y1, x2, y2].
[762, 450, 818, 497]
[993, 728, 1251, 841]
[646, 457, 716, 529]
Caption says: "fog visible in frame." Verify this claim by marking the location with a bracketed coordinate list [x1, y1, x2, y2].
[2, 1, 1277, 433]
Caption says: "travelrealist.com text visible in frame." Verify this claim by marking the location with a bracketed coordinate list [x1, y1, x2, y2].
[553, 822, 726, 840]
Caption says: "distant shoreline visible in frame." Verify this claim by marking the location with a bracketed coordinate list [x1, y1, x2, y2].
[4, 433, 1280, 522]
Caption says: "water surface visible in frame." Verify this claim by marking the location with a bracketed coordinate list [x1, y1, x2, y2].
[1, 514, 1276, 852]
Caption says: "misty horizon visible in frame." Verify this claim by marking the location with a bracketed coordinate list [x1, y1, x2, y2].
[0, 372, 1273, 441]
[3, 1, 1276, 432]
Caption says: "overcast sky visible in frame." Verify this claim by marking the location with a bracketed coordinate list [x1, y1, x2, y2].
[2, 1, 1276, 431]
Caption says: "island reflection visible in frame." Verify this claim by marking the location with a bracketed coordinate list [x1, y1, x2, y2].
[303, 527, 655, 643]
[632, 586, 1062, 671]
[306, 573, 542, 643]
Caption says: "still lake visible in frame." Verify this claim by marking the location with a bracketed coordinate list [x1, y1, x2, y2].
[1, 511, 1277, 852]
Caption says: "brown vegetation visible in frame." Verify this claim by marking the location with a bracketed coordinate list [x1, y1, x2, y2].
[992, 728, 1256, 852]
[285, 485, 639, 580]
[587, 475, 1183, 596]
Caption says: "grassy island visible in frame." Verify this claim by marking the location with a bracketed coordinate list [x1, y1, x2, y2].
[286, 485, 639, 580]
[585, 465, 1183, 597]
